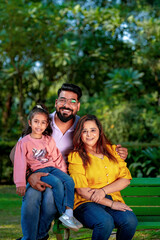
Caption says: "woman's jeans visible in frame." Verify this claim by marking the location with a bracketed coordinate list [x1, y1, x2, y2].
[74, 196, 138, 240]
[35, 167, 75, 213]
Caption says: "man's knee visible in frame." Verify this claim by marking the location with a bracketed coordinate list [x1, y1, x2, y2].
[23, 186, 42, 206]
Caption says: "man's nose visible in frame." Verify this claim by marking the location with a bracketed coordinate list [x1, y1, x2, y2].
[63, 99, 70, 107]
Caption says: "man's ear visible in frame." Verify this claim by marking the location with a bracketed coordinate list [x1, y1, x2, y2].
[77, 102, 80, 112]
[55, 99, 58, 108]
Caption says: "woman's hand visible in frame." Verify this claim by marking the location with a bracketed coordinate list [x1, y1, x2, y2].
[16, 186, 26, 196]
[88, 188, 106, 202]
[111, 201, 133, 212]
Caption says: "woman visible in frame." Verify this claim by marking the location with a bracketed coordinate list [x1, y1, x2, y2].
[68, 114, 138, 240]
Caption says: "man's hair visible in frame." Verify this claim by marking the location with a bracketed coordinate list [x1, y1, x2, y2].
[57, 83, 82, 100]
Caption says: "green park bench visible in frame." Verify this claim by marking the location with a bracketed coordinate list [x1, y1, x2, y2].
[53, 177, 160, 240]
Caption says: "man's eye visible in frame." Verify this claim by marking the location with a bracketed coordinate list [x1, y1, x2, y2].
[71, 100, 76, 103]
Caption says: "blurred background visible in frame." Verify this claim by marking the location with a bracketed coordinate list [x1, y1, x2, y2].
[0, 0, 160, 184]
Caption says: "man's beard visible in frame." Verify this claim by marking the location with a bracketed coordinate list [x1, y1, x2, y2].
[56, 108, 75, 123]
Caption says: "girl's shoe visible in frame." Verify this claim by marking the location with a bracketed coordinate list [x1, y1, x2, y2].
[73, 216, 83, 229]
[59, 213, 79, 231]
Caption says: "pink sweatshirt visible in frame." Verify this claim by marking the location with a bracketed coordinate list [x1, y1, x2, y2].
[14, 134, 67, 187]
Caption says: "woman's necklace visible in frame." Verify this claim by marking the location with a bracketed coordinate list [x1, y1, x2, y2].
[89, 150, 104, 160]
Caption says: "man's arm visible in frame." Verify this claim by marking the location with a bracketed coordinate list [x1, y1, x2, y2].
[10, 145, 17, 164]
[116, 144, 128, 160]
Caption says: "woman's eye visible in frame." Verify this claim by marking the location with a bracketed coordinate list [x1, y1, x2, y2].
[91, 129, 96, 132]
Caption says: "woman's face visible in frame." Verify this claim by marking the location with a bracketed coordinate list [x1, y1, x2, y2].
[81, 120, 100, 149]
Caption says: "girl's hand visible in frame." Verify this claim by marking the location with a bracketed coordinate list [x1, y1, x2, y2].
[89, 188, 106, 202]
[111, 201, 133, 212]
[16, 186, 26, 196]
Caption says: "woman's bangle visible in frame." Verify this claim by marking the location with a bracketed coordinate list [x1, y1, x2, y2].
[101, 188, 106, 195]
[111, 201, 114, 209]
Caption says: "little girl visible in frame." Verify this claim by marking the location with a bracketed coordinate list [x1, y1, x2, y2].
[14, 104, 82, 232]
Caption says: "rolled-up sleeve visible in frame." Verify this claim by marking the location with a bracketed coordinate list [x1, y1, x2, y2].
[68, 152, 88, 188]
[108, 144, 132, 180]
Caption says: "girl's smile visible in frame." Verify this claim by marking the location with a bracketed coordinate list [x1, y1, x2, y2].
[28, 113, 48, 139]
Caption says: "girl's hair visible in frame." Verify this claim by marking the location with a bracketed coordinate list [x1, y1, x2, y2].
[73, 114, 117, 167]
[22, 103, 53, 137]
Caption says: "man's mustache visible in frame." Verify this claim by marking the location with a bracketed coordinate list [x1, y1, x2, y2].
[59, 107, 73, 112]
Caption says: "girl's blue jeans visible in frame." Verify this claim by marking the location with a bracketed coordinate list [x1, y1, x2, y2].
[74, 195, 138, 240]
[35, 167, 75, 214]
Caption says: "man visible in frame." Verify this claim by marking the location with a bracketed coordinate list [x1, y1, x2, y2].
[11, 83, 128, 240]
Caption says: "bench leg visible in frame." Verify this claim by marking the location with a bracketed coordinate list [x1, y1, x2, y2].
[56, 233, 63, 240]
[64, 228, 70, 240]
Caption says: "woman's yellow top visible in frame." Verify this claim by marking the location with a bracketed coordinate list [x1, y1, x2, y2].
[68, 144, 132, 210]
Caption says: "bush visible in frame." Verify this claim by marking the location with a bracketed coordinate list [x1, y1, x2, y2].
[0, 141, 15, 184]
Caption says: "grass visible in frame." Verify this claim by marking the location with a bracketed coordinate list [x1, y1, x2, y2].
[0, 185, 160, 240]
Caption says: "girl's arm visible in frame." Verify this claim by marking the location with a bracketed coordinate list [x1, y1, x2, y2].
[76, 187, 132, 212]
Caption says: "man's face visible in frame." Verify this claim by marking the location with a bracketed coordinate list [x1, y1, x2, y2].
[55, 90, 80, 122]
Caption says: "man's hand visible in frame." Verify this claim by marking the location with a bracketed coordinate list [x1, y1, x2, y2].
[116, 144, 128, 160]
[28, 172, 52, 191]
[16, 186, 26, 196]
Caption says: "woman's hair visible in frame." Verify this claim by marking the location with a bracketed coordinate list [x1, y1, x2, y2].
[73, 114, 117, 167]
[22, 103, 53, 137]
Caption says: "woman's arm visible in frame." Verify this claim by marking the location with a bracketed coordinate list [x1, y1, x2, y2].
[76, 187, 132, 212]
[89, 178, 130, 202]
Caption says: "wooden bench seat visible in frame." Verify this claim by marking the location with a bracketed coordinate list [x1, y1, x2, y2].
[53, 177, 160, 239]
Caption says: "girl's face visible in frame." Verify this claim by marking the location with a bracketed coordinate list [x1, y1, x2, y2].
[28, 113, 48, 138]
[81, 120, 100, 150]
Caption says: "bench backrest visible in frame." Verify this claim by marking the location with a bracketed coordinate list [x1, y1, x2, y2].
[121, 178, 160, 229]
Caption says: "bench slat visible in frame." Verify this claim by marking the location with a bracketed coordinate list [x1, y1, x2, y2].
[137, 216, 160, 222]
[130, 178, 160, 186]
[121, 187, 160, 196]
[136, 222, 160, 230]
[131, 207, 160, 215]
[123, 196, 160, 206]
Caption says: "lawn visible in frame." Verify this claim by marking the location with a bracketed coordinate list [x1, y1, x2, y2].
[0, 185, 160, 240]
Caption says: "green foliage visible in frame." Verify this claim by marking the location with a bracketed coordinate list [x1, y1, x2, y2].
[0, 1, 159, 182]
[128, 146, 160, 178]
[0, 141, 15, 184]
